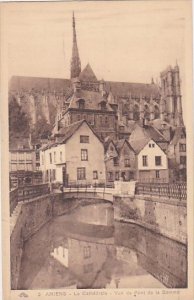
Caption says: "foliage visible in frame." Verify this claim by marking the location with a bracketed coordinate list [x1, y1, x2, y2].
[9, 94, 30, 139]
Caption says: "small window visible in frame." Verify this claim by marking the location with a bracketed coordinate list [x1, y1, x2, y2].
[93, 171, 98, 179]
[53, 169, 56, 180]
[115, 172, 119, 181]
[77, 114, 81, 121]
[60, 151, 63, 162]
[81, 149, 88, 161]
[101, 102, 106, 110]
[124, 159, 130, 167]
[156, 170, 160, 178]
[142, 155, 148, 167]
[78, 99, 85, 109]
[80, 135, 89, 143]
[155, 156, 162, 166]
[83, 246, 91, 259]
[179, 143, 186, 152]
[108, 172, 113, 181]
[113, 157, 119, 166]
[49, 153, 52, 164]
[77, 168, 86, 180]
[152, 144, 155, 148]
[149, 144, 152, 148]
[180, 156, 186, 165]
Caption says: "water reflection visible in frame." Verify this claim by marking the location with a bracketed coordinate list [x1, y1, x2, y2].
[18, 203, 187, 289]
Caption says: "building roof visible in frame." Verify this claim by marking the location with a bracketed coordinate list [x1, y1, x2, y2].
[103, 137, 118, 153]
[9, 75, 160, 101]
[170, 126, 186, 146]
[115, 139, 135, 154]
[67, 90, 114, 112]
[42, 120, 103, 150]
[105, 81, 160, 99]
[79, 64, 98, 82]
[143, 125, 168, 143]
[9, 76, 71, 92]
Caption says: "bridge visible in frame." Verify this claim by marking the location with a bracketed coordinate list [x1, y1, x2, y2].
[10, 181, 187, 216]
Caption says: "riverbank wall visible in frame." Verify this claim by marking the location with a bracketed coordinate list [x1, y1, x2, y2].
[113, 194, 187, 244]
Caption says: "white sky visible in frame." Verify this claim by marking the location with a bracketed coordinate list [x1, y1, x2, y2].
[4, 1, 191, 85]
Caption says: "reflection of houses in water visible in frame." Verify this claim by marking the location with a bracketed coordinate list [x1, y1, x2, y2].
[114, 222, 187, 288]
[50, 236, 115, 289]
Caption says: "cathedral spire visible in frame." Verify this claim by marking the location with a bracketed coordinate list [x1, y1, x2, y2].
[71, 12, 81, 79]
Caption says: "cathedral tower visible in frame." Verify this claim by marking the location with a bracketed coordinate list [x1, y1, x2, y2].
[160, 64, 183, 126]
[70, 12, 81, 79]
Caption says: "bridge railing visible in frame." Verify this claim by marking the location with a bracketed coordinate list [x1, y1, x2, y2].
[135, 182, 187, 201]
[10, 183, 50, 216]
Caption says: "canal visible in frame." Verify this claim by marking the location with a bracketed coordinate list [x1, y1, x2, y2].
[18, 202, 187, 289]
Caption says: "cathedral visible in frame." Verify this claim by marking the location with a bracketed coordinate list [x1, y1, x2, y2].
[9, 12, 184, 141]
[52, 12, 184, 141]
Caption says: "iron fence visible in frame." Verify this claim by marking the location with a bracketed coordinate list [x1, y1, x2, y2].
[135, 182, 187, 201]
[10, 183, 50, 216]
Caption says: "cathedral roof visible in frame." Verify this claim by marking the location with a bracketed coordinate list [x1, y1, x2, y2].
[79, 64, 98, 82]
[9, 76, 71, 92]
[105, 81, 160, 99]
[9, 76, 160, 101]
[67, 90, 114, 112]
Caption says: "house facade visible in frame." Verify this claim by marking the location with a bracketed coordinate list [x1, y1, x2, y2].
[40, 120, 106, 186]
[105, 139, 136, 184]
[137, 139, 169, 183]
[167, 126, 186, 181]
[9, 137, 42, 187]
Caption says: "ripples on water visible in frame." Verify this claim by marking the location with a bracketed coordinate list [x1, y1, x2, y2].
[18, 203, 187, 289]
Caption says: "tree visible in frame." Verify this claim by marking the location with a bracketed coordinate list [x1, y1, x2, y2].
[9, 95, 30, 139]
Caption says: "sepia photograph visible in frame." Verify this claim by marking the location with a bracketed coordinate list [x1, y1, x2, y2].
[1, 0, 193, 299]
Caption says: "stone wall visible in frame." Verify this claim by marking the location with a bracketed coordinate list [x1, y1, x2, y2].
[114, 194, 187, 244]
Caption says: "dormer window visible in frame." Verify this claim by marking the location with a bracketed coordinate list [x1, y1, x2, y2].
[78, 99, 85, 109]
[100, 101, 107, 110]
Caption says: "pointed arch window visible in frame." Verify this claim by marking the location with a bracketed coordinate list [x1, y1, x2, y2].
[154, 105, 160, 119]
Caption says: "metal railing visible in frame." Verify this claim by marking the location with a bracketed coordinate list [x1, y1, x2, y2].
[135, 182, 187, 201]
[10, 183, 50, 215]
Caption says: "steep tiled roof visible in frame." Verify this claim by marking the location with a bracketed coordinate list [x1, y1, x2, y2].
[9, 76, 71, 92]
[129, 138, 151, 154]
[105, 81, 160, 99]
[79, 64, 98, 82]
[42, 120, 102, 150]
[116, 139, 135, 154]
[67, 90, 114, 112]
[143, 125, 168, 142]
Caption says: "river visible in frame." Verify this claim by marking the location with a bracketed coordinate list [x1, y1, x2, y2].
[18, 203, 187, 289]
